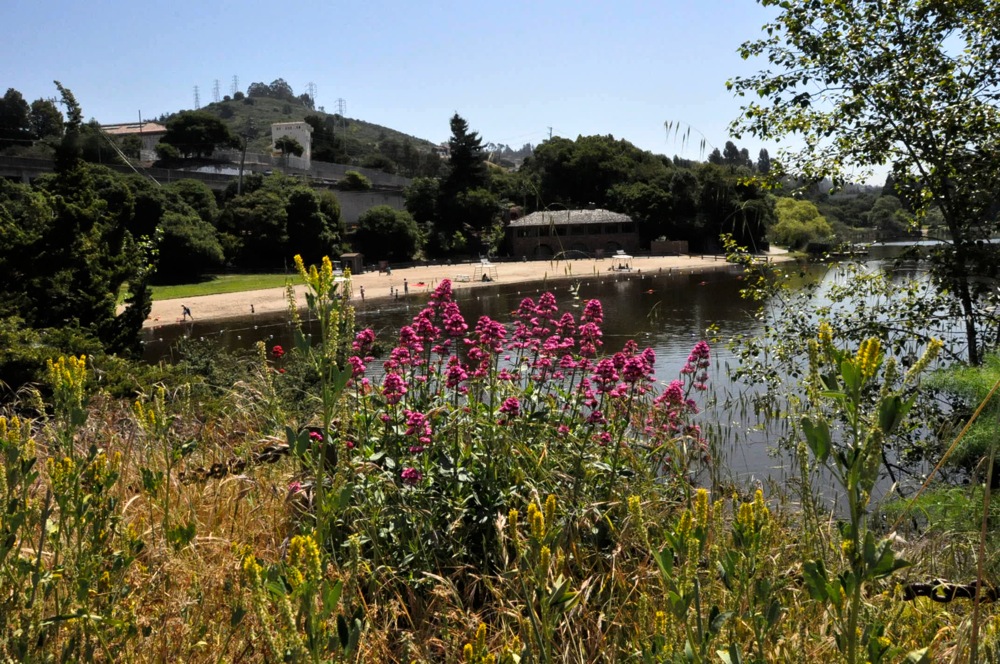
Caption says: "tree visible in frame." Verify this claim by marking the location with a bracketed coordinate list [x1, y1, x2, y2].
[769, 198, 833, 249]
[156, 211, 225, 282]
[0, 88, 31, 148]
[756, 149, 771, 175]
[285, 187, 338, 262]
[217, 188, 289, 269]
[404, 177, 440, 224]
[730, 0, 1000, 364]
[166, 179, 218, 224]
[29, 98, 63, 140]
[439, 114, 489, 235]
[161, 111, 239, 158]
[274, 134, 304, 167]
[353, 206, 422, 261]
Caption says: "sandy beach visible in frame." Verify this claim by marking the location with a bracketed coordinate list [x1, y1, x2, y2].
[145, 253, 788, 328]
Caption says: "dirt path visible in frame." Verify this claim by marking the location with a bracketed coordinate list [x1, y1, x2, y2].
[146, 253, 786, 328]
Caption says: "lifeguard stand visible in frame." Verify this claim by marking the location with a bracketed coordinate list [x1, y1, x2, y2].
[473, 259, 499, 282]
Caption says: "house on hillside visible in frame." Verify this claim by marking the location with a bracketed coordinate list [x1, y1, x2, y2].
[101, 121, 168, 161]
[270, 121, 313, 170]
[507, 209, 639, 258]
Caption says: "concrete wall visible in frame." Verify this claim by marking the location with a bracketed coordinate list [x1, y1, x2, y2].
[337, 190, 406, 226]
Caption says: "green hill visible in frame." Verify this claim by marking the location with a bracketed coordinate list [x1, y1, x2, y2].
[165, 94, 442, 177]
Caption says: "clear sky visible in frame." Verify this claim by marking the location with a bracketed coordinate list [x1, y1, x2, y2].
[2, 0, 780, 162]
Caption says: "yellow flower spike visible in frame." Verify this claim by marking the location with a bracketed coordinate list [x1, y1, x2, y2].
[538, 545, 551, 575]
[817, 320, 834, 359]
[288, 534, 323, 583]
[475, 622, 487, 653]
[905, 337, 943, 384]
[676, 510, 693, 540]
[293, 254, 308, 281]
[528, 502, 545, 540]
[544, 494, 556, 531]
[321, 255, 334, 294]
[654, 610, 668, 635]
[463, 643, 474, 662]
[308, 264, 320, 292]
[855, 337, 882, 381]
[693, 488, 710, 528]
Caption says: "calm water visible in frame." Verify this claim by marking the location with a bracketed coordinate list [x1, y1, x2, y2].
[142, 265, 793, 485]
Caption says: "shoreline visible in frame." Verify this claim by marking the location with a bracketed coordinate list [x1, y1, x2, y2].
[144, 253, 790, 329]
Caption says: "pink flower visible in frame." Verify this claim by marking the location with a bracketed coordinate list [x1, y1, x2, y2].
[309, 431, 323, 442]
[404, 409, 432, 445]
[499, 397, 521, 418]
[272, 345, 285, 359]
[401, 467, 423, 486]
[445, 357, 469, 389]
[348, 355, 367, 378]
[581, 299, 603, 323]
[352, 329, 376, 354]
[382, 372, 408, 405]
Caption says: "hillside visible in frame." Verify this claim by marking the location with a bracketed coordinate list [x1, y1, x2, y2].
[161, 94, 442, 176]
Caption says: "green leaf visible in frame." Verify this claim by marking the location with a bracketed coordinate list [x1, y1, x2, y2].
[840, 358, 861, 395]
[320, 580, 343, 619]
[708, 606, 733, 635]
[717, 643, 744, 664]
[653, 546, 674, 581]
[802, 559, 830, 602]
[801, 416, 831, 462]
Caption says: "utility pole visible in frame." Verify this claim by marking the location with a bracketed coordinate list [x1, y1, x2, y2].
[238, 118, 255, 195]
[213, 79, 221, 103]
[193, 86, 200, 109]
[231, 75, 239, 96]
[547, 126, 552, 140]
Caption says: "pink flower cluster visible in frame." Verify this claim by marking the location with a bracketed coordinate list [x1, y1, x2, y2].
[341, 278, 711, 485]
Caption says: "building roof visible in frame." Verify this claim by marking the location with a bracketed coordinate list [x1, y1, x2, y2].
[509, 209, 632, 228]
[101, 122, 167, 136]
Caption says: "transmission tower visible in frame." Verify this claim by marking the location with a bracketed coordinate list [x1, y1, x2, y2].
[213, 79, 220, 103]
[193, 86, 200, 109]
[231, 75, 239, 96]
[306, 82, 317, 104]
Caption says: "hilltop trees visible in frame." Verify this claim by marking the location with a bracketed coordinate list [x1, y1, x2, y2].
[730, 0, 1000, 364]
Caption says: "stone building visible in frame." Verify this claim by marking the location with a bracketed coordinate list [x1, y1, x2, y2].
[507, 209, 639, 258]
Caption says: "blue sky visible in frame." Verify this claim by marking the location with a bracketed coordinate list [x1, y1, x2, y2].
[3, 0, 779, 162]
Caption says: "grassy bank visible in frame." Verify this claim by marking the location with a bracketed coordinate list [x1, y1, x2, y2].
[151, 273, 293, 300]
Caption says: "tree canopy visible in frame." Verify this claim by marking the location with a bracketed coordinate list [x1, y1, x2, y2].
[730, 0, 1000, 364]
[161, 111, 239, 158]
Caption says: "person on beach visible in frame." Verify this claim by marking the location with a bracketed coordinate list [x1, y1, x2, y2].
[182, 305, 193, 321]
[359, 286, 365, 301]
[403, 279, 408, 294]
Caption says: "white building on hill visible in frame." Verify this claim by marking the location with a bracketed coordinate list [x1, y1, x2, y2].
[270, 121, 313, 170]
